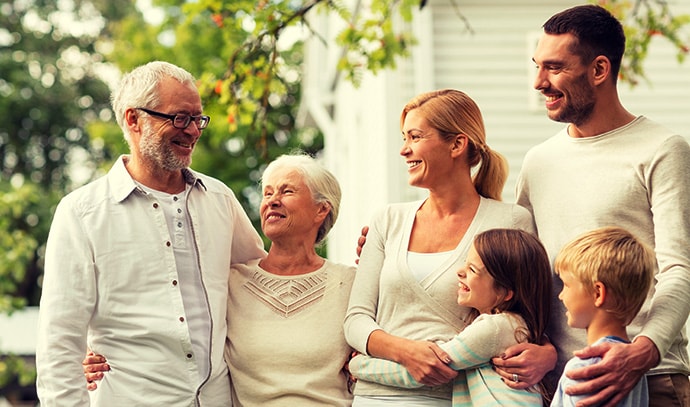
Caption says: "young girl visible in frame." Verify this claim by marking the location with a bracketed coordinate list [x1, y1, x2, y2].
[348, 228, 552, 406]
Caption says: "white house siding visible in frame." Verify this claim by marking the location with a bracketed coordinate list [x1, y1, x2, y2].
[302, 0, 690, 266]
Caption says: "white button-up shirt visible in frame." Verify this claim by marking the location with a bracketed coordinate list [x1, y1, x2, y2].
[36, 155, 265, 406]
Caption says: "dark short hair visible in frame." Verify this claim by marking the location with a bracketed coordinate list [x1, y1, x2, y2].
[543, 5, 625, 80]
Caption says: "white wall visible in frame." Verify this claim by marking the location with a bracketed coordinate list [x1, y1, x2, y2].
[0, 306, 38, 355]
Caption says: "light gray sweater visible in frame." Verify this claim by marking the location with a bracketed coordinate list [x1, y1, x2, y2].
[516, 116, 690, 383]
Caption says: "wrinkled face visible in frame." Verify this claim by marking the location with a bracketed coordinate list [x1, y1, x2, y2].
[260, 168, 326, 243]
[137, 77, 204, 172]
[399, 108, 455, 189]
[532, 33, 596, 126]
[557, 270, 596, 329]
[456, 244, 507, 314]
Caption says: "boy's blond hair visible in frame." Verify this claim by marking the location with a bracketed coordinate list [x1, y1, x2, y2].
[554, 226, 655, 325]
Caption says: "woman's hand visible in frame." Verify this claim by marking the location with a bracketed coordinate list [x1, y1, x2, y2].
[398, 340, 457, 386]
[366, 330, 456, 387]
[82, 350, 110, 391]
[491, 341, 556, 388]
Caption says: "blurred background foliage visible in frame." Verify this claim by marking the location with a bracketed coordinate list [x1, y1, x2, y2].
[601, 0, 690, 85]
[0, 0, 687, 397]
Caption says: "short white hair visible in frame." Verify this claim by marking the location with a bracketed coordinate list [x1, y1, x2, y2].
[111, 61, 197, 141]
[261, 153, 342, 245]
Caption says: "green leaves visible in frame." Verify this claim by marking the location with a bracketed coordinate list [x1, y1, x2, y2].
[330, 0, 419, 84]
[0, 181, 57, 312]
[600, 0, 690, 86]
[0, 353, 37, 391]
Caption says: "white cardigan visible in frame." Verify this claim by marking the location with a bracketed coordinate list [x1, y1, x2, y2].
[344, 197, 535, 400]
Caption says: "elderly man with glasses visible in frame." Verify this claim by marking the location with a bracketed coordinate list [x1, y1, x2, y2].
[35, 61, 266, 407]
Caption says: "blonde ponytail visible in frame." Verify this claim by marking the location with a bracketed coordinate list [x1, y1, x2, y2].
[473, 146, 508, 201]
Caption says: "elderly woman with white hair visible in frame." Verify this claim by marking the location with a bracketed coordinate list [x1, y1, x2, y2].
[84, 152, 355, 406]
[225, 153, 355, 406]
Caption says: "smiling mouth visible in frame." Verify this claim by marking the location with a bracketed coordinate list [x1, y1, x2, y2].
[543, 92, 563, 106]
[407, 160, 421, 169]
[458, 282, 469, 292]
[173, 140, 193, 149]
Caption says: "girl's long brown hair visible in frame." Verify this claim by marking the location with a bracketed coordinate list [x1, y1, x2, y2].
[473, 228, 552, 344]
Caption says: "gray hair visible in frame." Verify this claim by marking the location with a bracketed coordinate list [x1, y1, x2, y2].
[261, 153, 342, 245]
[111, 61, 197, 141]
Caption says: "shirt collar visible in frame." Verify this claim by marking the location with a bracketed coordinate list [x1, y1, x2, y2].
[108, 155, 206, 203]
[182, 167, 206, 191]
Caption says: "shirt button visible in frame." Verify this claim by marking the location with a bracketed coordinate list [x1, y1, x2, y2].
[177, 208, 182, 213]
[153, 203, 159, 209]
[179, 316, 185, 322]
[177, 222, 182, 228]
[186, 353, 193, 359]
[166, 241, 171, 247]
[173, 196, 178, 201]
[172, 280, 178, 286]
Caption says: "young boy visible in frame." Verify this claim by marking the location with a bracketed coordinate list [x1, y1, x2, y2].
[551, 226, 655, 407]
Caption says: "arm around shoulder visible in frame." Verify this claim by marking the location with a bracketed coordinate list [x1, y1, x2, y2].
[343, 210, 387, 353]
[637, 134, 690, 356]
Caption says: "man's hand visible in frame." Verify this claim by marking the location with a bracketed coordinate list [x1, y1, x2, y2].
[344, 351, 360, 392]
[355, 226, 368, 265]
[563, 336, 659, 407]
[491, 342, 557, 389]
[82, 350, 110, 391]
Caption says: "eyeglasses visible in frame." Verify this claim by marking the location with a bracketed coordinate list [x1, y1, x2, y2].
[136, 107, 210, 130]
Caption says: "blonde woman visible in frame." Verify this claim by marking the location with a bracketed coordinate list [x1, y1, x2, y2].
[344, 89, 556, 406]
